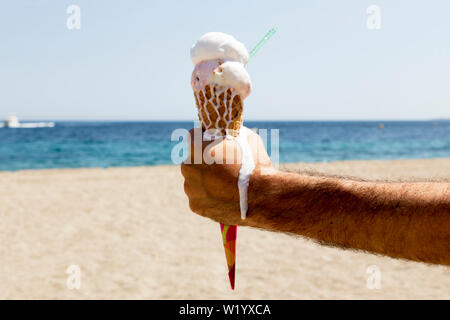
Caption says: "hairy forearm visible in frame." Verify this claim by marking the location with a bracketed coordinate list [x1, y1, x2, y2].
[245, 169, 450, 265]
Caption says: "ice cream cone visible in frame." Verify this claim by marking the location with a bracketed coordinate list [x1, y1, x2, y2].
[190, 33, 251, 291]
[190, 30, 274, 291]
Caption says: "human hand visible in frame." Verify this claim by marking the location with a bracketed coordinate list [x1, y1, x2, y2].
[181, 127, 272, 225]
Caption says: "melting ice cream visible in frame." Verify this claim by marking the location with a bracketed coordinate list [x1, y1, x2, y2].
[190, 32, 255, 219]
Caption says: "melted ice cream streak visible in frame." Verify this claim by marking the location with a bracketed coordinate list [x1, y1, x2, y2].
[234, 126, 255, 220]
[195, 87, 255, 220]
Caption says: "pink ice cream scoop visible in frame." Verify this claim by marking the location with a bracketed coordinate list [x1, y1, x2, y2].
[191, 60, 251, 100]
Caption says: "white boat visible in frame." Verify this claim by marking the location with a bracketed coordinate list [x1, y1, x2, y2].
[1, 115, 54, 128]
[4, 114, 20, 128]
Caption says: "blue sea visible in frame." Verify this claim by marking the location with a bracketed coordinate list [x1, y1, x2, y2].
[0, 121, 449, 171]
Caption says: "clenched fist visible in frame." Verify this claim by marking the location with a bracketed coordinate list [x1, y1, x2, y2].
[181, 127, 272, 226]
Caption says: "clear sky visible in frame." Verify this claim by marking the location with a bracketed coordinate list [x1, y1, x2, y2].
[1, 0, 449, 121]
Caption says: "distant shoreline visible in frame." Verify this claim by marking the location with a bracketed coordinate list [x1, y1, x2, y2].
[1, 157, 449, 175]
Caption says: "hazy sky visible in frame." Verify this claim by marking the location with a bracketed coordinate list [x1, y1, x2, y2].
[1, 0, 449, 120]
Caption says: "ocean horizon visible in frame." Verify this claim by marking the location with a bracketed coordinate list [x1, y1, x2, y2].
[0, 120, 449, 171]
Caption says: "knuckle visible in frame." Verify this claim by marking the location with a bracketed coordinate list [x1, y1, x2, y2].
[181, 162, 195, 177]
[183, 180, 191, 197]
[180, 163, 187, 177]
[188, 128, 196, 139]
[188, 199, 201, 213]
[183, 179, 188, 193]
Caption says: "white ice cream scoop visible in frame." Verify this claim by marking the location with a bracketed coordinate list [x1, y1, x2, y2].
[190, 32, 249, 65]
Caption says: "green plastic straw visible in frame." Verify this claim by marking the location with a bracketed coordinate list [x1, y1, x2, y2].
[248, 27, 277, 61]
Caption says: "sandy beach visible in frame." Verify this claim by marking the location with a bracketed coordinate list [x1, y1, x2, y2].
[0, 158, 449, 300]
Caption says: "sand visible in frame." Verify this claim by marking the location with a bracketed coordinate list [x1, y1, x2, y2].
[0, 158, 449, 299]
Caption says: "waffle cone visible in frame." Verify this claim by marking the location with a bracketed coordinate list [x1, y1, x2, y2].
[193, 84, 243, 137]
